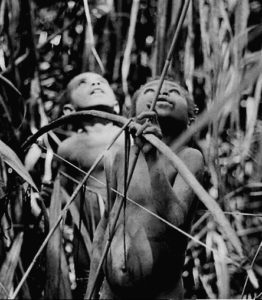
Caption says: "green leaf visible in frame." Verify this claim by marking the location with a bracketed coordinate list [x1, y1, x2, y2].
[0, 140, 38, 191]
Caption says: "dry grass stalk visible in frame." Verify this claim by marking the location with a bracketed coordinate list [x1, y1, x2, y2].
[60, 186, 92, 257]
[0, 232, 23, 298]
[184, 0, 194, 94]
[82, 0, 105, 74]
[121, 0, 140, 109]
[153, 0, 168, 76]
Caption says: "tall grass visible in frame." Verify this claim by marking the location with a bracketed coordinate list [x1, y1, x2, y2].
[0, 0, 262, 299]
[181, 0, 262, 298]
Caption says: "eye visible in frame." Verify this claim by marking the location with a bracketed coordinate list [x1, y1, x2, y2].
[169, 88, 181, 95]
[78, 79, 87, 85]
[144, 88, 155, 94]
[100, 78, 107, 84]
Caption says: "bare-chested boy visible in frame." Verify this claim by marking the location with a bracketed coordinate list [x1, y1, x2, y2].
[58, 72, 123, 202]
[56, 72, 124, 298]
[86, 78, 204, 299]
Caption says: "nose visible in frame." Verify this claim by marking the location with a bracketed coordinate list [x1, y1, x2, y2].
[91, 80, 101, 86]
[160, 85, 169, 95]
[160, 89, 169, 96]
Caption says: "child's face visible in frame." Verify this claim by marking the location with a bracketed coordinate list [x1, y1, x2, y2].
[136, 80, 189, 124]
[68, 72, 116, 110]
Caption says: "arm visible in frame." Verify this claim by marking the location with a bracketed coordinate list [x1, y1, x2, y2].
[130, 113, 204, 227]
[129, 112, 184, 216]
[167, 148, 204, 226]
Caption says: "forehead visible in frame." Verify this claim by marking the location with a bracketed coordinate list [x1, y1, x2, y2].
[68, 73, 108, 91]
[142, 80, 183, 90]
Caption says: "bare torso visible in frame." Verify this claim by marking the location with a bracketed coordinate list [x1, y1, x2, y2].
[57, 122, 124, 200]
[56, 122, 125, 298]
[94, 145, 203, 299]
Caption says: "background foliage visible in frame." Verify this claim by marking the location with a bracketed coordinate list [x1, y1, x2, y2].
[1, 0, 262, 299]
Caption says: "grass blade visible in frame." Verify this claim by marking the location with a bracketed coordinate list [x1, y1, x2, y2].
[0, 140, 38, 191]
[0, 232, 23, 298]
[45, 178, 72, 299]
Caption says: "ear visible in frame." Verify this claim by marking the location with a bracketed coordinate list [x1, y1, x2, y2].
[63, 104, 76, 115]
[113, 101, 120, 115]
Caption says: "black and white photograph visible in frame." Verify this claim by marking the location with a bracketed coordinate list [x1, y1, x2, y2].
[0, 0, 262, 299]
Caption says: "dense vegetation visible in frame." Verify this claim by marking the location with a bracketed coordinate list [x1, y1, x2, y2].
[1, 0, 262, 298]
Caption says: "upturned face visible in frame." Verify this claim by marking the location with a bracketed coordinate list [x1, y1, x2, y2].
[67, 72, 117, 110]
[135, 80, 189, 125]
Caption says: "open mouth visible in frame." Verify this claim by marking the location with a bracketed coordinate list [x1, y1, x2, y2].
[90, 88, 104, 95]
[146, 95, 174, 109]
[156, 95, 174, 108]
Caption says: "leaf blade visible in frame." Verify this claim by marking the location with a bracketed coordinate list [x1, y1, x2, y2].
[0, 140, 38, 191]
[0, 232, 24, 298]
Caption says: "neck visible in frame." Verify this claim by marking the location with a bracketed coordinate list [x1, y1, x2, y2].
[158, 117, 187, 146]
[75, 105, 115, 128]
[83, 117, 112, 127]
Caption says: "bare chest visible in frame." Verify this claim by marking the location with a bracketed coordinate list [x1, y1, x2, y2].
[58, 124, 124, 171]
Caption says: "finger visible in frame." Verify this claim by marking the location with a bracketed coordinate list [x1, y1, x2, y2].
[134, 136, 144, 149]
[128, 122, 140, 136]
[143, 127, 162, 138]
[136, 111, 157, 121]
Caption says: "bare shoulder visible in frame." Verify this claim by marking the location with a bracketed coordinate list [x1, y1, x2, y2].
[177, 147, 204, 174]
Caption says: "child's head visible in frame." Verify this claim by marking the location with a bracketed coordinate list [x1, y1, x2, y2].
[130, 78, 196, 127]
[64, 72, 117, 114]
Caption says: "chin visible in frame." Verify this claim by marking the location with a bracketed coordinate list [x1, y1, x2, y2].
[155, 108, 173, 118]
[79, 105, 115, 114]
[79, 98, 115, 110]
